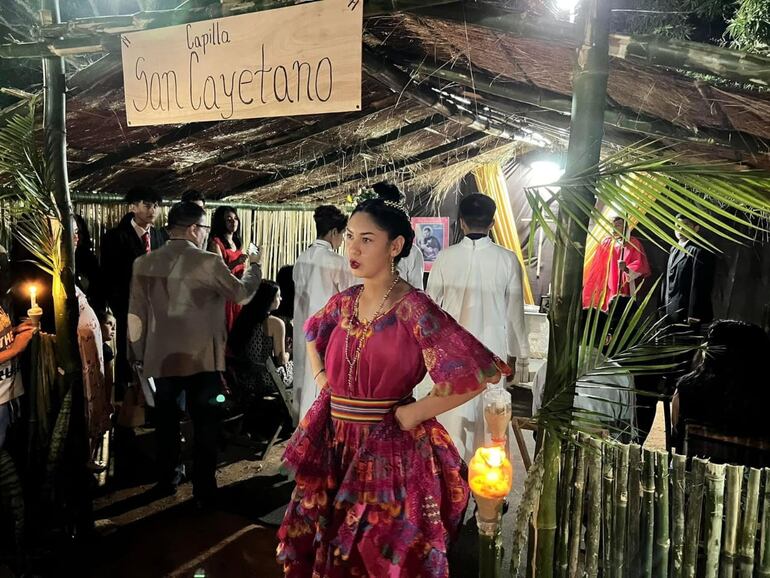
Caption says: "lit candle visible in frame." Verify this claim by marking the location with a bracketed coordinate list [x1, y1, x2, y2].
[30, 285, 37, 309]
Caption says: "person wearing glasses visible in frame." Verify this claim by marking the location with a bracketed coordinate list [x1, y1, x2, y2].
[101, 186, 165, 400]
[128, 201, 262, 507]
[208, 206, 248, 331]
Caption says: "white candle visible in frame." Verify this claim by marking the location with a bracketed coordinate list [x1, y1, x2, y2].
[30, 285, 37, 309]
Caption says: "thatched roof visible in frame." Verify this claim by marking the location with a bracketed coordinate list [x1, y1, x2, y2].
[11, 2, 770, 204]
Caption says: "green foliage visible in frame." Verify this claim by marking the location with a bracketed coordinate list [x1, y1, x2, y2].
[727, 0, 770, 56]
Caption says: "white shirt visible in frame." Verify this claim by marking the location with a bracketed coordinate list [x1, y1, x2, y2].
[131, 219, 152, 242]
[293, 239, 355, 422]
[0, 306, 23, 406]
[397, 247, 425, 289]
[424, 235, 529, 460]
[427, 236, 528, 360]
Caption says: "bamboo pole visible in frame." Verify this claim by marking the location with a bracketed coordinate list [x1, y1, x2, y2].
[41, 0, 91, 534]
[533, 1, 610, 574]
[534, 433, 561, 578]
[704, 463, 727, 578]
[603, 443, 616, 577]
[759, 469, 770, 578]
[557, 440, 576, 578]
[671, 454, 687, 578]
[628, 444, 643, 578]
[738, 468, 761, 577]
[641, 449, 656, 578]
[721, 465, 743, 578]
[613, 444, 629, 578]
[584, 437, 603, 578]
[683, 459, 708, 578]
[568, 438, 587, 577]
[654, 452, 671, 578]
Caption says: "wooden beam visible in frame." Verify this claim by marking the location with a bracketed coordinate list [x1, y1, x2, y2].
[228, 113, 448, 194]
[362, 47, 548, 146]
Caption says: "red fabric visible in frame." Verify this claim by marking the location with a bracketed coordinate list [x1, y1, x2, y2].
[212, 237, 246, 331]
[277, 287, 510, 577]
[142, 231, 150, 254]
[582, 235, 651, 311]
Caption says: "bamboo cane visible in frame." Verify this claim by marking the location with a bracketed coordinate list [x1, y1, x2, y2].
[704, 462, 727, 578]
[721, 465, 743, 578]
[628, 444, 643, 577]
[759, 469, 770, 578]
[671, 453, 687, 578]
[568, 438, 587, 578]
[535, 432, 562, 578]
[558, 441, 576, 578]
[641, 449, 656, 578]
[654, 452, 671, 578]
[738, 468, 761, 577]
[603, 442, 617, 577]
[584, 437, 603, 578]
[683, 458, 708, 578]
[613, 444, 630, 578]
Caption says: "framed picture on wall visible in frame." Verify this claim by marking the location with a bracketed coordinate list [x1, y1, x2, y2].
[411, 217, 449, 271]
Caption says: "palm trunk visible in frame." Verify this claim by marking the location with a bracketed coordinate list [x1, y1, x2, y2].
[704, 463, 727, 578]
[568, 439, 587, 577]
[670, 454, 687, 578]
[628, 444, 643, 577]
[721, 465, 743, 578]
[584, 437, 603, 578]
[534, 0, 610, 572]
[683, 459, 708, 578]
[41, 0, 90, 535]
[759, 469, 770, 578]
[654, 452, 670, 578]
[641, 449, 655, 578]
[613, 444, 630, 578]
[738, 468, 761, 577]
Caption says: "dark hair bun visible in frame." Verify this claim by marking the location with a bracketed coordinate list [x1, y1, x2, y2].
[372, 182, 402, 203]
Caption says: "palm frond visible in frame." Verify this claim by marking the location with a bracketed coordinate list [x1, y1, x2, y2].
[527, 145, 770, 253]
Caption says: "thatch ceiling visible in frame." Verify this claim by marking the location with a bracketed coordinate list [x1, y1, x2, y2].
[8, 3, 770, 204]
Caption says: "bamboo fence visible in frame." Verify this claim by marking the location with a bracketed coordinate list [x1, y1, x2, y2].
[544, 435, 770, 578]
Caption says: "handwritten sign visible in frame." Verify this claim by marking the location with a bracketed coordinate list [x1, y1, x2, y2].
[120, 0, 362, 126]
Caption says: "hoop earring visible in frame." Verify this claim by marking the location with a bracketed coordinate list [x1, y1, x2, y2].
[390, 258, 396, 276]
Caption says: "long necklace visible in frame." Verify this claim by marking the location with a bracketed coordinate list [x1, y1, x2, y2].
[344, 275, 401, 396]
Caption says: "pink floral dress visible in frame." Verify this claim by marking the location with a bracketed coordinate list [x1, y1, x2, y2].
[277, 286, 509, 577]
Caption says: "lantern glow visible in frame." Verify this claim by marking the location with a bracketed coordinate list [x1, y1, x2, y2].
[468, 446, 514, 499]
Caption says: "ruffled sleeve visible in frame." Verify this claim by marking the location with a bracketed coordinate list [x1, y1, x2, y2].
[404, 291, 511, 396]
[303, 290, 345, 359]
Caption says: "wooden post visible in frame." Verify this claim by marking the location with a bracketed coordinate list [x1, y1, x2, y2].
[534, 0, 611, 573]
[704, 463, 727, 578]
[41, 0, 91, 534]
[721, 464, 743, 578]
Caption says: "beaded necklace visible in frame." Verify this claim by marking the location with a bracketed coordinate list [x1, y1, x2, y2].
[344, 275, 401, 396]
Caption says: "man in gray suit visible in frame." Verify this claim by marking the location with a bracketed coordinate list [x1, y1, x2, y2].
[128, 202, 261, 505]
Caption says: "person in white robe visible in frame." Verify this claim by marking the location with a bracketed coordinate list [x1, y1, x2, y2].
[293, 205, 355, 422]
[425, 193, 530, 460]
[397, 243, 425, 289]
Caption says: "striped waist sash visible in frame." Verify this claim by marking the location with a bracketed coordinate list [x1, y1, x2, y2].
[330, 394, 402, 424]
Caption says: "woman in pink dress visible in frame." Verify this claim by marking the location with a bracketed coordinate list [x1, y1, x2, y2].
[277, 184, 510, 577]
[208, 205, 248, 331]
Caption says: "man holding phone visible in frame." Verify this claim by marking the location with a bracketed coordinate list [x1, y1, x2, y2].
[128, 202, 262, 506]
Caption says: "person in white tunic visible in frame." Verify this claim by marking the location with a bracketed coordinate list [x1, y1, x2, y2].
[293, 205, 355, 422]
[397, 243, 424, 289]
[425, 193, 530, 460]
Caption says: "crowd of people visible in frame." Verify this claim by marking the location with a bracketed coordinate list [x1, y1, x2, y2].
[0, 174, 765, 576]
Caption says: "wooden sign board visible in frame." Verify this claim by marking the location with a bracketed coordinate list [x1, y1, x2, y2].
[120, 0, 362, 126]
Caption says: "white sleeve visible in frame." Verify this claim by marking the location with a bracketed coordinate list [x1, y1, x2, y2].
[506, 256, 530, 359]
[425, 254, 445, 305]
[409, 250, 424, 289]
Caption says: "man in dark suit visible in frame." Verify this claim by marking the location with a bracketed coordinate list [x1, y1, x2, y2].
[663, 215, 716, 328]
[101, 186, 165, 397]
